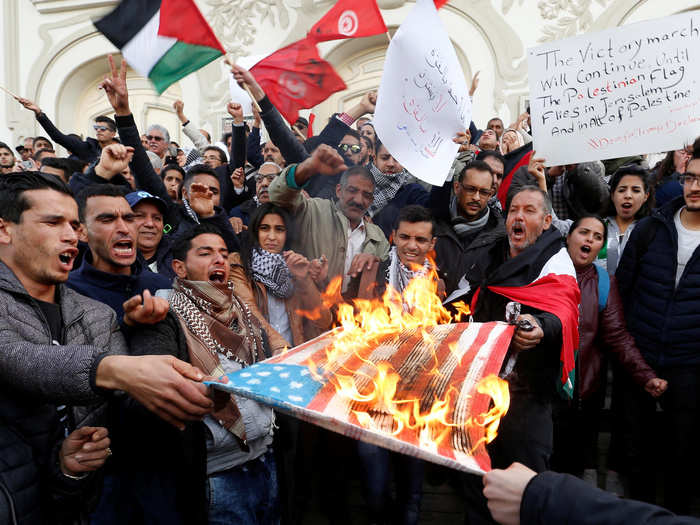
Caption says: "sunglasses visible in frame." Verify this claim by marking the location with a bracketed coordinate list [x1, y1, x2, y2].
[146, 135, 164, 142]
[338, 143, 361, 154]
[93, 125, 112, 132]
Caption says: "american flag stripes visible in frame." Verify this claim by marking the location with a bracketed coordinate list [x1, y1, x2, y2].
[208, 321, 514, 474]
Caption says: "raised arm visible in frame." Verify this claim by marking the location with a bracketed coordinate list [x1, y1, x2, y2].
[231, 64, 308, 164]
[174, 99, 209, 154]
[17, 97, 93, 161]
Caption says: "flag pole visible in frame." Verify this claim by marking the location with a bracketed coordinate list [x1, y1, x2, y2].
[0, 84, 20, 100]
[224, 55, 262, 113]
[385, 30, 392, 44]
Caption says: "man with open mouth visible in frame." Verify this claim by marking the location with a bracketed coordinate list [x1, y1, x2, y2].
[67, 184, 171, 323]
[124, 223, 278, 524]
[0, 172, 220, 524]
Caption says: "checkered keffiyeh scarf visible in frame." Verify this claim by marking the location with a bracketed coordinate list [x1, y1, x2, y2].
[251, 248, 295, 299]
[367, 162, 409, 218]
[384, 246, 431, 294]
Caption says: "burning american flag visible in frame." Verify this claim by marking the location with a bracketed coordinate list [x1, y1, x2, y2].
[209, 272, 515, 475]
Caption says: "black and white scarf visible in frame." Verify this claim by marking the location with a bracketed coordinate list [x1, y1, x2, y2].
[367, 162, 409, 218]
[450, 196, 490, 236]
[384, 246, 431, 294]
[251, 248, 295, 299]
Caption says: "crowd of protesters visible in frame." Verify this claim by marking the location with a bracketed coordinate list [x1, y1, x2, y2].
[1, 53, 699, 525]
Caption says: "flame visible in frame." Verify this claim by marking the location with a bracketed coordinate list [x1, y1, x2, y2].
[302, 261, 510, 455]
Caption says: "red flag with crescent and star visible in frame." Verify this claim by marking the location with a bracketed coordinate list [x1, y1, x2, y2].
[308, 0, 387, 43]
[250, 37, 347, 125]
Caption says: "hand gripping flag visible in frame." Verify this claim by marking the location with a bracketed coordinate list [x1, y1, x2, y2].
[308, 0, 387, 43]
[207, 322, 515, 474]
[94, 0, 225, 94]
[250, 37, 347, 125]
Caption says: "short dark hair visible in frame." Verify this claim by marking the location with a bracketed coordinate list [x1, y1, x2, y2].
[204, 145, 227, 164]
[341, 129, 361, 143]
[476, 150, 505, 166]
[295, 117, 309, 128]
[568, 214, 608, 243]
[487, 117, 503, 126]
[32, 136, 52, 148]
[40, 157, 77, 180]
[33, 148, 55, 162]
[459, 159, 493, 182]
[0, 141, 13, 155]
[509, 185, 552, 215]
[606, 165, 653, 219]
[394, 205, 436, 237]
[339, 165, 376, 188]
[95, 115, 116, 131]
[183, 164, 219, 190]
[0, 171, 73, 223]
[171, 223, 225, 261]
[75, 184, 127, 222]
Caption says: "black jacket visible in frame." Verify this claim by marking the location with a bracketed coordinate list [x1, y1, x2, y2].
[616, 196, 700, 368]
[434, 209, 506, 296]
[36, 112, 106, 163]
[457, 228, 564, 399]
[522, 471, 700, 524]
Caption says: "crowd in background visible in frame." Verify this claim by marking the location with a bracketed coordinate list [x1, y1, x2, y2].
[1, 54, 699, 525]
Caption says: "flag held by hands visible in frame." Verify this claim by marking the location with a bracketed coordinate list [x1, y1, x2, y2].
[250, 38, 347, 125]
[308, 0, 387, 43]
[94, 0, 225, 94]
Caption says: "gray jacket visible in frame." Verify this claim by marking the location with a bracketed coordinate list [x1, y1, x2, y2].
[0, 261, 128, 524]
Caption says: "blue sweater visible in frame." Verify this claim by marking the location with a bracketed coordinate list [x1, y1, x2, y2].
[66, 254, 171, 323]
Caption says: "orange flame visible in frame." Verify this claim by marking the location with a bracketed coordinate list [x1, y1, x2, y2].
[303, 262, 510, 455]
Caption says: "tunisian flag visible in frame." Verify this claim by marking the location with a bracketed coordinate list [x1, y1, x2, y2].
[471, 229, 580, 399]
[250, 37, 347, 125]
[308, 0, 387, 43]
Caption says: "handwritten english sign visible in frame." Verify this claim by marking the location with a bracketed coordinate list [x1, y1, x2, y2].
[528, 12, 700, 166]
[374, 0, 470, 186]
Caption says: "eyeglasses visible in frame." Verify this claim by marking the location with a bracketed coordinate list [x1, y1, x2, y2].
[680, 174, 700, 187]
[338, 143, 361, 154]
[256, 174, 277, 183]
[93, 125, 112, 132]
[459, 183, 493, 199]
[146, 135, 164, 142]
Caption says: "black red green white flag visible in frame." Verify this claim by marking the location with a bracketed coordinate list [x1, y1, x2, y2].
[94, 0, 225, 94]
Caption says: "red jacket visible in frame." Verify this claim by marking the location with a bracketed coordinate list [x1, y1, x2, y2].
[576, 264, 656, 400]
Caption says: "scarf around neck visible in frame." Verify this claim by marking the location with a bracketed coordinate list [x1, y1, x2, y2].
[367, 162, 409, 217]
[169, 278, 267, 442]
[251, 248, 295, 299]
[385, 246, 431, 294]
[450, 196, 490, 236]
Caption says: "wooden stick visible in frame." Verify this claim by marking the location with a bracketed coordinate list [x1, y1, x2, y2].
[224, 54, 262, 113]
[0, 84, 20, 100]
[386, 30, 392, 44]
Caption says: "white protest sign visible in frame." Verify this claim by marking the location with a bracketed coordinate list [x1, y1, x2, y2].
[373, 0, 470, 186]
[528, 12, 700, 166]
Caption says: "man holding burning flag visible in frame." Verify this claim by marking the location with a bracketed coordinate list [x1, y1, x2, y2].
[448, 185, 579, 523]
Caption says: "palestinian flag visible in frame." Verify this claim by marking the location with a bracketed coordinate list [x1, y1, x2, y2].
[94, 0, 225, 94]
[497, 141, 533, 210]
[470, 228, 580, 399]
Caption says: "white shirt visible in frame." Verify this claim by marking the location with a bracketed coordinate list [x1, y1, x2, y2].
[674, 207, 700, 286]
[342, 221, 366, 291]
[267, 294, 292, 346]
